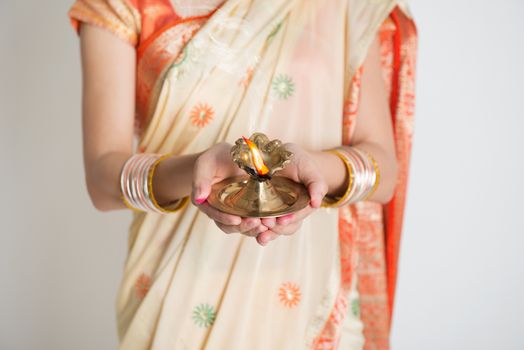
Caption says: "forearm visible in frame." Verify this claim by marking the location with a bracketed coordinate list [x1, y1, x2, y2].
[151, 152, 202, 206]
[86, 151, 200, 212]
[308, 149, 348, 199]
[310, 142, 398, 204]
[313, 33, 399, 205]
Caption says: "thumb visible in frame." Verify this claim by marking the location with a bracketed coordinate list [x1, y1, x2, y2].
[192, 156, 216, 205]
[306, 179, 328, 208]
[298, 161, 328, 209]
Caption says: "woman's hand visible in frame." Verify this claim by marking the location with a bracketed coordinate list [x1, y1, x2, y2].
[191, 142, 270, 239]
[256, 143, 329, 246]
[191, 142, 329, 246]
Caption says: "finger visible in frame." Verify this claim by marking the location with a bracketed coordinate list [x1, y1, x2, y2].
[215, 220, 263, 235]
[275, 213, 295, 226]
[276, 205, 314, 226]
[271, 221, 301, 236]
[242, 224, 268, 238]
[191, 155, 216, 204]
[198, 202, 242, 226]
[256, 230, 280, 246]
[307, 181, 328, 209]
[297, 161, 328, 209]
[238, 217, 261, 233]
[260, 217, 276, 228]
[215, 221, 240, 234]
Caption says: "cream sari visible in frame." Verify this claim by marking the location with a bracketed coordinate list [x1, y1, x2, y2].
[99, 0, 414, 348]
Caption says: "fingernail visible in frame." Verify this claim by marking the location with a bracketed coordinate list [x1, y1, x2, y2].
[195, 186, 206, 199]
[195, 197, 207, 204]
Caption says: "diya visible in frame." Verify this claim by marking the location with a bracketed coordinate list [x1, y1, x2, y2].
[207, 133, 310, 218]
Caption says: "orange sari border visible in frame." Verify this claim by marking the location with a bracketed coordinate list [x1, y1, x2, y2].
[312, 6, 418, 349]
[137, 12, 216, 59]
[384, 7, 418, 320]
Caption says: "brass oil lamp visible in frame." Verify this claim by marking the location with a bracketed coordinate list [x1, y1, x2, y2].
[207, 133, 310, 218]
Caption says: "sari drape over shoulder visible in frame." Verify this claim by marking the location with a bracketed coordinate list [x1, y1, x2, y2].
[69, 1, 417, 349]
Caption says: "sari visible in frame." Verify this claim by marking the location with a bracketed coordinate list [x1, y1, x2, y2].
[69, 0, 417, 348]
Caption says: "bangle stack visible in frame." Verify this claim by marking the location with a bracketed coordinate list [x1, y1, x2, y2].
[119, 153, 189, 214]
[321, 146, 381, 208]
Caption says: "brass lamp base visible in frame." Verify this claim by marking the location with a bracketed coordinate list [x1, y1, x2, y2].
[207, 175, 310, 218]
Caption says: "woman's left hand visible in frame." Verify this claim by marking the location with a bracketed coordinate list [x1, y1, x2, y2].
[256, 143, 328, 246]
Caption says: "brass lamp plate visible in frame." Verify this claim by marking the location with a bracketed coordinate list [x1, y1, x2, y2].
[207, 175, 310, 218]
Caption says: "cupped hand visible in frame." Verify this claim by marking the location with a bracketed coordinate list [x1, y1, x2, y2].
[191, 142, 328, 246]
[191, 142, 269, 239]
[256, 142, 329, 245]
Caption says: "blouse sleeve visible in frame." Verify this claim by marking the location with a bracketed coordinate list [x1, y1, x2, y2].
[68, 0, 142, 47]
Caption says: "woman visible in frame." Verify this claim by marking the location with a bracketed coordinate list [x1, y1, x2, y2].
[68, 0, 417, 348]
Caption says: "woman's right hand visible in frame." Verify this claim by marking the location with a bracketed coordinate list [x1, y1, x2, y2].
[191, 142, 273, 240]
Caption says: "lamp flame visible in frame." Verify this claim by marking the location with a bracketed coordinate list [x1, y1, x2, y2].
[242, 136, 270, 176]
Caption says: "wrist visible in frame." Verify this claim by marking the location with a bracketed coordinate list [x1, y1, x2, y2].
[308, 149, 348, 198]
[152, 152, 201, 206]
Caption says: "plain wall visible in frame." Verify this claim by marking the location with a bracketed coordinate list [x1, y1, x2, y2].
[1, 0, 523, 349]
[391, 1, 524, 349]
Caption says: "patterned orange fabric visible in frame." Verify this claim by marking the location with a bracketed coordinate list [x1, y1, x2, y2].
[69, 0, 220, 135]
[383, 9, 418, 321]
[69, 0, 142, 45]
[313, 7, 417, 349]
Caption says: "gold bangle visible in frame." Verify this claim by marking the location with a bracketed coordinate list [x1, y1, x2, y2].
[321, 149, 354, 208]
[147, 153, 190, 214]
[362, 150, 380, 201]
[120, 194, 143, 213]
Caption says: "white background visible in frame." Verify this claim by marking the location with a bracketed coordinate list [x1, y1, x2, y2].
[1, 0, 523, 349]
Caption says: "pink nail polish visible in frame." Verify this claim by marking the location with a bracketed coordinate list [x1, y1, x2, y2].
[195, 197, 207, 204]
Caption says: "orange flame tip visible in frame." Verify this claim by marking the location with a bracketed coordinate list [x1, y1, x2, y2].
[242, 136, 270, 176]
